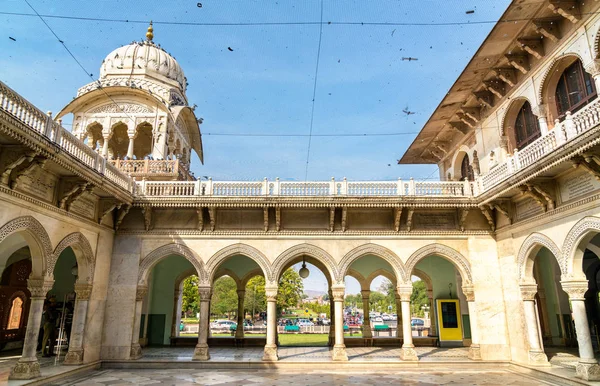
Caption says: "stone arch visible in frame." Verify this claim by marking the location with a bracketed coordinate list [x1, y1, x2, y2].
[500, 96, 534, 154]
[339, 243, 406, 285]
[412, 268, 433, 292]
[365, 268, 397, 289]
[272, 243, 338, 283]
[594, 28, 600, 59]
[450, 145, 474, 181]
[404, 243, 473, 284]
[561, 216, 600, 279]
[538, 53, 588, 122]
[174, 267, 197, 291]
[138, 243, 206, 285]
[240, 268, 265, 288]
[51, 232, 95, 284]
[205, 243, 271, 285]
[0, 216, 51, 278]
[212, 268, 242, 287]
[517, 232, 562, 282]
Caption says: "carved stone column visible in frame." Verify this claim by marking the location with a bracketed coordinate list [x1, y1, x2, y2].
[331, 285, 348, 361]
[101, 132, 111, 158]
[561, 280, 600, 380]
[170, 290, 181, 338]
[361, 290, 372, 339]
[395, 290, 403, 338]
[192, 286, 211, 361]
[130, 285, 148, 360]
[235, 289, 245, 339]
[398, 284, 418, 361]
[328, 289, 334, 346]
[462, 285, 481, 360]
[126, 134, 136, 159]
[64, 283, 93, 365]
[585, 60, 600, 95]
[520, 284, 549, 365]
[532, 104, 549, 135]
[262, 285, 278, 361]
[10, 277, 54, 380]
[428, 291, 436, 337]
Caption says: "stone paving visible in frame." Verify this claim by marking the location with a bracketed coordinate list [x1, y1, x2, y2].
[139, 346, 471, 362]
[46, 368, 559, 385]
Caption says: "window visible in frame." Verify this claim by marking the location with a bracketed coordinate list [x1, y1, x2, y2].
[460, 155, 473, 181]
[514, 101, 541, 149]
[555, 60, 597, 118]
[7, 297, 23, 330]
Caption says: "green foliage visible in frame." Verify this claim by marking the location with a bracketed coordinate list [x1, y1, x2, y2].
[277, 268, 304, 314]
[344, 293, 361, 308]
[210, 276, 238, 317]
[245, 275, 266, 319]
[182, 275, 199, 317]
[410, 280, 429, 317]
[305, 301, 329, 317]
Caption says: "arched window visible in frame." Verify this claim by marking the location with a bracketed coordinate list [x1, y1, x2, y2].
[514, 101, 541, 149]
[555, 59, 597, 118]
[7, 297, 23, 330]
[460, 155, 473, 181]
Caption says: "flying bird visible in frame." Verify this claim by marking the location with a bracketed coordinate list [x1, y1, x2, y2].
[402, 107, 415, 116]
[402, 57, 418, 61]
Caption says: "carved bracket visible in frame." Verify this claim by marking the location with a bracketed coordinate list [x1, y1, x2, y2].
[263, 206, 269, 232]
[493, 68, 517, 87]
[99, 201, 121, 224]
[573, 155, 600, 181]
[479, 206, 495, 232]
[208, 206, 216, 232]
[473, 90, 494, 109]
[115, 204, 131, 230]
[196, 207, 204, 231]
[11, 157, 48, 190]
[505, 54, 529, 74]
[142, 205, 152, 231]
[548, 0, 579, 24]
[458, 208, 469, 232]
[487, 202, 511, 225]
[329, 207, 335, 232]
[517, 38, 544, 60]
[394, 207, 403, 232]
[457, 113, 475, 129]
[59, 182, 90, 211]
[519, 183, 555, 212]
[275, 207, 281, 232]
[1, 150, 39, 186]
[406, 208, 415, 232]
[341, 207, 347, 232]
[483, 80, 505, 99]
[459, 107, 480, 123]
[533, 18, 561, 42]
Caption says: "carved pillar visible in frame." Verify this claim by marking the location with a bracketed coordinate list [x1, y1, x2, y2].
[520, 284, 549, 365]
[64, 283, 93, 365]
[175, 289, 183, 338]
[361, 290, 372, 339]
[130, 286, 148, 360]
[532, 104, 549, 135]
[427, 290, 436, 337]
[585, 60, 600, 95]
[462, 286, 481, 360]
[192, 286, 211, 361]
[170, 290, 181, 338]
[561, 280, 600, 380]
[236, 289, 245, 339]
[328, 289, 335, 346]
[331, 285, 348, 361]
[396, 290, 403, 338]
[101, 132, 111, 158]
[126, 134, 136, 159]
[262, 285, 278, 361]
[10, 278, 54, 380]
[398, 284, 418, 361]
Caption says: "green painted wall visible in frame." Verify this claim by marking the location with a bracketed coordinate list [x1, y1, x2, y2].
[415, 255, 470, 339]
[148, 255, 194, 345]
[50, 247, 77, 301]
[348, 255, 395, 282]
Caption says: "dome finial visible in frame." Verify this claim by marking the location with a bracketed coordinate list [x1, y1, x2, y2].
[146, 21, 154, 42]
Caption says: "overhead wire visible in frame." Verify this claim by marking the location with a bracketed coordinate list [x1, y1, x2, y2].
[304, 0, 324, 181]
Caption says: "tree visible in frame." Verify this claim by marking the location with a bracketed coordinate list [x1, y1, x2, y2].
[277, 268, 303, 314]
[344, 293, 361, 308]
[211, 276, 238, 318]
[244, 275, 266, 320]
[410, 280, 429, 317]
[182, 275, 200, 317]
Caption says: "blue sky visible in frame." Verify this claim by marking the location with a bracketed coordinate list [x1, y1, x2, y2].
[1, 0, 510, 181]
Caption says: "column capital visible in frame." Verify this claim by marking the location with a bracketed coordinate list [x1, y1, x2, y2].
[198, 286, 212, 301]
[531, 104, 547, 118]
[585, 59, 600, 77]
[237, 289, 246, 297]
[519, 283, 538, 301]
[396, 283, 413, 301]
[560, 280, 588, 300]
[136, 285, 148, 301]
[27, 277, 54, 299]
[360, 289, 370, 300]
[462, 285, 475, 302]
[331, 284, 345, 301]
[265, 285, 278, 301]
[74, 283, 93, 301]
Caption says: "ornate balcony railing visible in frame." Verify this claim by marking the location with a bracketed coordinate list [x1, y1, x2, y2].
[135, 178, 476, 198]
[0, 81, 134, 192]
[109, 159, 193, 181]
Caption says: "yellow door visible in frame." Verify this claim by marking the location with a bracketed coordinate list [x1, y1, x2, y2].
[436, 299, 463, 342]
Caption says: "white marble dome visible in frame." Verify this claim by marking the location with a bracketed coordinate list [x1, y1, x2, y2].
[100, 40, 186, 91]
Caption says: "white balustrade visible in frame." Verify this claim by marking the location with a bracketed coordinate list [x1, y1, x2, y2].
[347, 181, 398, 196]
[279, 181, 330, 196]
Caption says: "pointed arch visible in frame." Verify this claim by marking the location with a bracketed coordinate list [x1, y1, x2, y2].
[272, 244, 338, 283]
[412, 268, 433, 293]
[404, 243, 472, 284]
[561, 216, 600, 278]
[205, 243, 271, 285]
[517, 232, 562, 282]
[138, 243, 206, 285]
[0, 216, 51, 277]
[338, 243, 405, 284]
[52, 232, 95, 284]
[365, 268, 397, 289]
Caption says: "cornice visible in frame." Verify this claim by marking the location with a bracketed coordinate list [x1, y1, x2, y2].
[0, 185, 114, 234]
[116, 229, 492, 237]
[0, 111, 133, 204]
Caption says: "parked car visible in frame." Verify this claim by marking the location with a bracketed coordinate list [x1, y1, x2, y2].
[211, 320, 237, 329]
[382, 314, 391, 321]
[296, 318, 314, 327]
[411, 318, 425, 326]
[372, 316, 384, 323]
